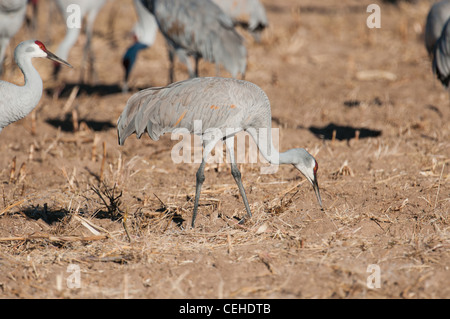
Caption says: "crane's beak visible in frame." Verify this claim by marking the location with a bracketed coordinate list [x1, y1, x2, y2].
[45, 50, 72, 68]
[312, 177, 323, 209]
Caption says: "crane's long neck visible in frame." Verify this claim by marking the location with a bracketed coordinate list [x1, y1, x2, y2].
[246, 127, 296, 166]
[16, 55, 43, 113]
[241, 86, 299, 166]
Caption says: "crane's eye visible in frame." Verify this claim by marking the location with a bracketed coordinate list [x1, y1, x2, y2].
[34, 40, 46, 51]
[313, 161, 318, 175]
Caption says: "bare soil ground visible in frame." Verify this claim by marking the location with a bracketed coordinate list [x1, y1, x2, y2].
[0, 0, 448, 299]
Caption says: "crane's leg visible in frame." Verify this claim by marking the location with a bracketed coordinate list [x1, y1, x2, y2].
[225, 137, 252, 223]
[0, 44, 6, 75]
[191, 136, 221, 228]
[167, 45, 175, 83]
[80, 26, 90, 84]
[0, 38, 11, 75]
[30, 0, 39, 34]
[173, 47, 195, 79]
[194, 55, 199, 77]
[192, 159, 206, 228]
[81, 9, 100, 84]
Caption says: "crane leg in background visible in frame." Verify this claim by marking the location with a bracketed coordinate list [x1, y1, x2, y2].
[0, 39, 10, 76]
[175, 48, 195, 79]
[167, 46, 197, 83]
[168, 46, 175, 83]
[194, 55, 199, 77]
[80, 10, 99, 84]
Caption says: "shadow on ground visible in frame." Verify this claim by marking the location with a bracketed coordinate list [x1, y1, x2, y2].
[308, 123, 382, 141]
[22, 204, 70, 225]
[45, 82, 123, 98]
[46, 115, 115, 132]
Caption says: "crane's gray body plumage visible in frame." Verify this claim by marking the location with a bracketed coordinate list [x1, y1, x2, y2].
[118, 77, 269, 145]
[211, 0, 268, 42]
[117, 77, 322, 227]
[0, 0, 27, 74]
[425, 0, 450, 57]
[140, 0, 247, 80]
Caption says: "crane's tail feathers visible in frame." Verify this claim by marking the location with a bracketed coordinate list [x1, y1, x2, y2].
[117, 87, 162, 145]
[117, 81, 191, 145]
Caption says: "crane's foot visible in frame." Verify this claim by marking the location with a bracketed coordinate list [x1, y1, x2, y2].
[237, 211, 252, 225]
[238, 217, 246, 225]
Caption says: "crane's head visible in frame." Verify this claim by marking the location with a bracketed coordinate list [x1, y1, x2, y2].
[34, 40, 72, 68]
[15, 40, 72, 69]
[292, 148, 323, 208]
[122, 41, 148, 85]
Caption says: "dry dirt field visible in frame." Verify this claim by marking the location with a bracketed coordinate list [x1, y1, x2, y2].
[0, 0, 448, 299]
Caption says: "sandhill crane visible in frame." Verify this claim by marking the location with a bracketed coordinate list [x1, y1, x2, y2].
[0, 0, 27, 75]
[0, 40, 71, 133]
[117, 77, 323, 227]
[211, 0, 268, 42]
[425, 0, 450, 87]
[122, 0, 158, 92]
[140, 0, 247, 83]
[433, 19, 450, 87]
[425, 0, 450, 57]
[52, 0, 106, 82]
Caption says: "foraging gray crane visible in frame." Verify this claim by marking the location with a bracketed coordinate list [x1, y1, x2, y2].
[425, 0, 450, 57]
[140, 0, 247, 83]
[211, 0, 268, 42]
[433, 19, 450, 87]
[122, 0, 158, 92]
[425, 0, 450, 87]
[0, 40, 71, 133]
[117, 77, 323, 227]
[52, 0, 106, 81]
[0, 0, 27, 75]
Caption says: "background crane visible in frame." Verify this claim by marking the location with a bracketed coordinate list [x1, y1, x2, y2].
[0, 0, 27, 75]
[117, 77, 322, 227]
[211, 0, 268, 42]
[433, 19, 450, 87]
[141, 0, 247, 83]
[425, 0, 450, 87]
[122, 0, 158, 92]
[52, 0, 107, 82]
[0, 40, 71, 133]
[425, 0, 450, 57]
